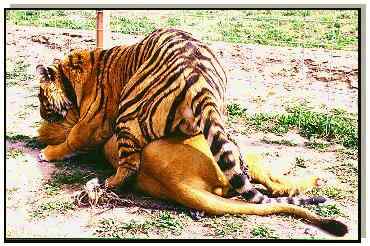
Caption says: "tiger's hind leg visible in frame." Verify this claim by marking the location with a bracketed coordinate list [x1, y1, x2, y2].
[105, 119, 144, 189]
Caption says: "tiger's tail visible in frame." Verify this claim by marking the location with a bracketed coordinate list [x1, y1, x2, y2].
[196, 106, 325, 206]
[179, 185, 347, 236]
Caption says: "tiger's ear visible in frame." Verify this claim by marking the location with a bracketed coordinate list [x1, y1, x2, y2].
[36, 64, 49, 80]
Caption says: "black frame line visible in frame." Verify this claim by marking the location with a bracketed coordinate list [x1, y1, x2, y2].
[3, 7, 362, 243]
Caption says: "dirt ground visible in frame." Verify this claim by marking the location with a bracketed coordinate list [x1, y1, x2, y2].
[5, 25, 359, 240]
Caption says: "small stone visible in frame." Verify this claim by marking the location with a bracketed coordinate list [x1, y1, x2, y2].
[304, 227, 317, 236]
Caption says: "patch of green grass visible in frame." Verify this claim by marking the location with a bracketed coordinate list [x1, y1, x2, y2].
[246, 112, 280, 131]
[246, 105, 358, 149]
[43, 183, 61, 196]
[205, 216, 245, 238]
[6, 133, 45, 149]
[6, 148, 24, 159]
[167, 16, 181, 27]
[281, 106, 357, 148]
[152, 211, 184, 234]
[44, 168, 92, 196]
[261, 137, 297, 146]
[304, 140, 330, 151]
[94, 218, 152, 239]
[336, 148, 358, 160]
[110, 16, 156, 35]
[227, 102, 248, 118]
[6, 59, 33, 86]
[52, 168, 90, 185]
[6, 10, 95, 30]
[213, 221, 243, 237]
[31, 197, 75, 218]
[311, 204, 343, 217]
[43, 165, 94, 196]
[328, 162, 358, 190]
[95, 212, 184, 239]
[7, 10, 358, 50]
[250, 225, 278, 239]
[308, 186, 346, 200]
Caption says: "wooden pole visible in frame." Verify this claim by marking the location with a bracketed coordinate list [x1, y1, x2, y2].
[96, 10, 111, 49]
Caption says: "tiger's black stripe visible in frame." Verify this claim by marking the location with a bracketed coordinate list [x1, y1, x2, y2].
[38, 28, 326, 207]
[164, 72, 200, 135]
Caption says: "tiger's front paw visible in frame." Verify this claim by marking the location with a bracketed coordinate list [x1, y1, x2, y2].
[38, 145, 66, 162]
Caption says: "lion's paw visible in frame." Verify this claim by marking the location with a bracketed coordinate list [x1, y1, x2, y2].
[268, 176, 322, 197]
[38, 149, 50, 162]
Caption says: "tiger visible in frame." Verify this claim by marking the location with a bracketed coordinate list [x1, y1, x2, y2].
[37, 28, 325, 206]
[38, 120, 348, 236]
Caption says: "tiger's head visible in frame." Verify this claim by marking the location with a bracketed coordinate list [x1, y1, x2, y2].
[36, 59, 73, 123]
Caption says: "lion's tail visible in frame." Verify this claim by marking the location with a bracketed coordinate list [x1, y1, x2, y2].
[179, 185, 348, 237]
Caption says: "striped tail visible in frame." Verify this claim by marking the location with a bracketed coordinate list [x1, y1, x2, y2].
[198, 107, 326, 206]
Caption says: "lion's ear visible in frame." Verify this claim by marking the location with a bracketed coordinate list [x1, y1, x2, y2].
[36, 64, 49, 80]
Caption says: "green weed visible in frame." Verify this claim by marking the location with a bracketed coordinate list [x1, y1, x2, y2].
[167, 16, 181, 27]
[94, 218, 152, 239]
[152, 211, 184, 234]
[6, 59, 33, 86]
[311, 204, 342, 217]
[110, 16, 156, 35]
[205, 216, 245, 238]
[213, 221, 243, 237]
[6, 10, 95, 29]
[227, 102, 248, 118]
[304, 140, 330, 151]
[43, 183, 61, 196]
[51, 168, 90, 186]
[6, 133, 45, 149]
[250, 225, 278, 239]
[6, 148, 24, 159]
[261, 137, 297, 146]
[309, 186, 346, 200]
[95, 212, 184, 239]
[326, 161, 358, 190]
[31, 197, 75, 218]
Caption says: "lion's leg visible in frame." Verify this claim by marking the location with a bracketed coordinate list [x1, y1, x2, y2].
[246, 153, 319, 196]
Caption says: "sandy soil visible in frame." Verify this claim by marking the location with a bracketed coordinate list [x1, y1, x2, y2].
[5, 25, 359, 240]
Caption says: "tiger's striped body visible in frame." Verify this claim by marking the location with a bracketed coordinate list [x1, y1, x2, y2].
[37, 29, 324, 206]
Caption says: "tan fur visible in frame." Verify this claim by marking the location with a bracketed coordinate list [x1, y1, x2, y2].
[246, 154, 320, 197]
[37, 121, 347, 236]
